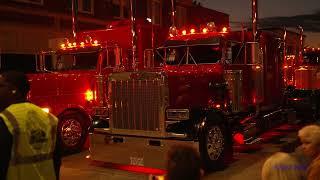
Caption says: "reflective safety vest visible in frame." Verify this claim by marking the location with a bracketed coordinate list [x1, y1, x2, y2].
[0, 102, 58, 180]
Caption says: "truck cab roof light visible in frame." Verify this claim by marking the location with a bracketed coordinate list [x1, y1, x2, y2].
[190, 28, 196, 34]
[85, 35, 93, 44]
[182, 30, 187, 35]
[206, 22, 216, 32]
[222, 27, 228, 33]
[202, 28, 208, 34]
[169, 25, 178, 37]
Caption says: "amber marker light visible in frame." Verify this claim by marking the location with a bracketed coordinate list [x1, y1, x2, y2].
[60, 44, 66, 48]
[42, 108, 50, 113]
[93, 40, 99, 45]
[80, 42, 85, 47]
[85, 90, 94, 101]
[182, 30, 187, 35]
[222, 27, 228, 33]
[72, 42, 77, 46]
[202, 28, 208, 33]
[190, 28, 195, 34]
[255, 65, 261, 70]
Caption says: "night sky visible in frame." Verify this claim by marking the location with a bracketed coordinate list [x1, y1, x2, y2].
[201, 0, 319, 22]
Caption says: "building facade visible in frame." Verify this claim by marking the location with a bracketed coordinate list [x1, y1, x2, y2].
[0, 0, 229, 61]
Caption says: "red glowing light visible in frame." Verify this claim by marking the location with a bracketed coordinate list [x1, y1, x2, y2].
[91, 160, 166, 175]
[233, 133, 244, 145]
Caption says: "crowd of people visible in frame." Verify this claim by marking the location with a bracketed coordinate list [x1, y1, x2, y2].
[1, 70, 320, 180]
[165, 124, 320, 180]
[261, 125, 320, 180]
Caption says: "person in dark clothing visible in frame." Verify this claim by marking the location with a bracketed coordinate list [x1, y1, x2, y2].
[0, 71, 62, 180]
[166, 145, 203, 180]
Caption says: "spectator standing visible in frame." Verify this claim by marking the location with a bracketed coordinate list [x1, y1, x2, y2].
[261, 152, 305, 180]
[298, 125, 320, 180]
[166, 145, 203, 180]
[0, 71, 61, 180]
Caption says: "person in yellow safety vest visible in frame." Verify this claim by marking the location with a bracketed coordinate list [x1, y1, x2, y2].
[0, 71, 62, 180]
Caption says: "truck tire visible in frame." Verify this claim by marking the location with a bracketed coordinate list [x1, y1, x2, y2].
[199, 118, 232, 171]
[58, 110, 90, 155]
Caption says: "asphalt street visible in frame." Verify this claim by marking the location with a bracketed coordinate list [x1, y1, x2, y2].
[60, 125, 300, 180]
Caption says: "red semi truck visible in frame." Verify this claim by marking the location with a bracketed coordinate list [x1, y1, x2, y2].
[26, 19, 166, 153]
[286, 47, 320, 120]
[90, 23, 297, 170]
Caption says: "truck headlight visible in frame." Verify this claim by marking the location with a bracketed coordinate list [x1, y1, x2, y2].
[166, 109, 190, 121]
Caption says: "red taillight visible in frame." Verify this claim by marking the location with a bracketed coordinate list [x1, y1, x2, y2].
[288, 98, 304, 101]
[233, 133, 244, 145]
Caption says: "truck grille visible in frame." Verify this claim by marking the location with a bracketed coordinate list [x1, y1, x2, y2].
[109, 72, 168, 136]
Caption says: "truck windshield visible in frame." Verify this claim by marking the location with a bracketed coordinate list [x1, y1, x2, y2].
[55, 52, 98, 71]
[303, 51, 320, 65]
[164, 44, 222, 65]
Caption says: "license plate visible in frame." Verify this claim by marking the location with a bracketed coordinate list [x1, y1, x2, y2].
[130, 156, 144, 166]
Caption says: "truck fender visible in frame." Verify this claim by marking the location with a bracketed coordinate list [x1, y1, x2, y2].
[58, 107, 92, 127]
[194, 110, 228, 139]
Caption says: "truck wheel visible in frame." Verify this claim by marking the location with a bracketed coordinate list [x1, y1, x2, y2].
[199, 122, 232, 171]
[58, 110, 90, 155]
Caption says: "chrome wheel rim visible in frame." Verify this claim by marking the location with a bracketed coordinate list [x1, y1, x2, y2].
[61, 118, 82, 147]
[206, 126, 224, 160]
